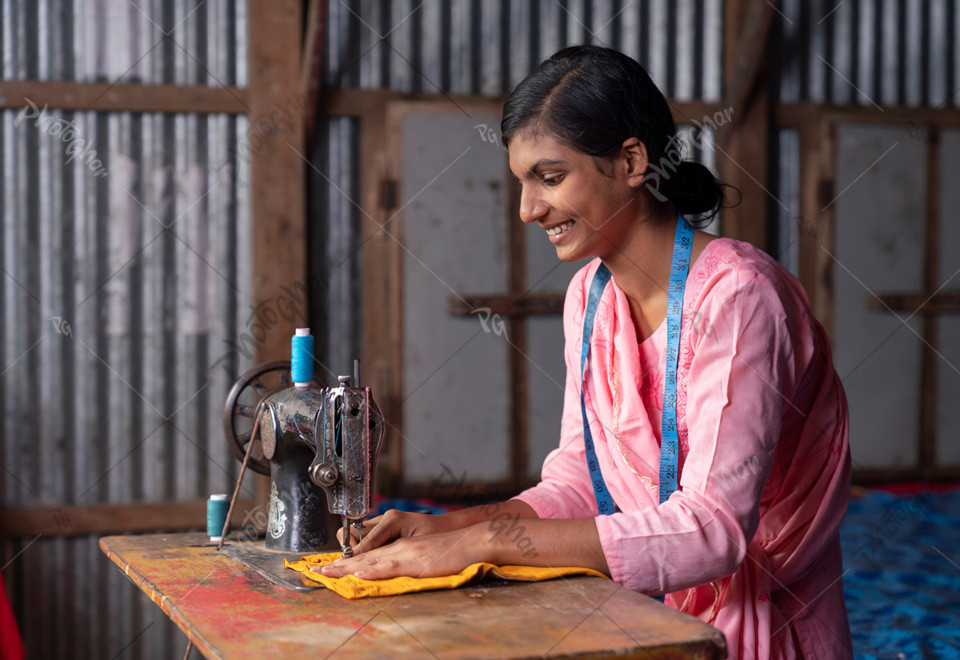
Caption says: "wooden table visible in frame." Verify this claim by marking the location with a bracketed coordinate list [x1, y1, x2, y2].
[100, 533, 727, 659]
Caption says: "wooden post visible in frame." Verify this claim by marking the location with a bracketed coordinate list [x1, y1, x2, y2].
[718, 0, 772, 249]
[248, 0, 306, 503]
[248, 0, 307, 360]
[919, 126, 941, 478]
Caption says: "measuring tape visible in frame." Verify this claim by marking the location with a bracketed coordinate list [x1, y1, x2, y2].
[580, 215, 694, 511]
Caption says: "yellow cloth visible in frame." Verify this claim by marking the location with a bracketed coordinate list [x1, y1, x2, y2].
[284, 552, 608, 599]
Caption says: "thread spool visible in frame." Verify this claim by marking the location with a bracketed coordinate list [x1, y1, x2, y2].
[291, 328, 314, 386]
[207, 494, 230, 541]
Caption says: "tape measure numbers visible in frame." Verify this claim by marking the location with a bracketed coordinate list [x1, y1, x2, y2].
[580, 215, 694, 511]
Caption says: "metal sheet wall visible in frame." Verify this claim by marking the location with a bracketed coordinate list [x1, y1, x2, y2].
[1, 0, 247, 86]
[775, 0, 958, 108]
[773, 0, 957, 277]
[323, 0, 723, 99]
[310, 0, 726, 383]
[0, 2, 251, 658]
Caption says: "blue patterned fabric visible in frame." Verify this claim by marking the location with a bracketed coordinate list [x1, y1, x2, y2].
[841, 487, 960, 659]
[375, 488, 960, 658]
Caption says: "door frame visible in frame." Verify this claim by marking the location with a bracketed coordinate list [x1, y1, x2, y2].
[779, 102, 960, 482]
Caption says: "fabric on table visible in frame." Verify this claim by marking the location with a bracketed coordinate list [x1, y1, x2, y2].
[285, 552, 607, 599]
[514, 239, 853, 660]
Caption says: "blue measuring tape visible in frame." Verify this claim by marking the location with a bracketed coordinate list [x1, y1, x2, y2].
[580, 215, 694, 511]
[580, 263, 616, 514]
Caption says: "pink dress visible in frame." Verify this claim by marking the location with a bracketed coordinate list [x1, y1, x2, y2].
[515, 238, 853, 660]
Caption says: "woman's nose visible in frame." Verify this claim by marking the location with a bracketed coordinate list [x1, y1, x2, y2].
[519, 187, 548, 224]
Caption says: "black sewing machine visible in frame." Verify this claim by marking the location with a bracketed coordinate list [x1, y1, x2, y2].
[219, 329, 384, 590]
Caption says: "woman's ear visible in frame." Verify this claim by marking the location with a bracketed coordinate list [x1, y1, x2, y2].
[620, 137, 649, 187]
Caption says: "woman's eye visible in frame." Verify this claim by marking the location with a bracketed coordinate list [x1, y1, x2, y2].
[541, 174, 564, 186]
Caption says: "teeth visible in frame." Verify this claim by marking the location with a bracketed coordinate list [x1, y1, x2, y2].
[546, 221, 574, 236]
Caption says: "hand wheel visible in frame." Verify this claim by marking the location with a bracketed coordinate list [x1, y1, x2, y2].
[222, 361, 304, 475]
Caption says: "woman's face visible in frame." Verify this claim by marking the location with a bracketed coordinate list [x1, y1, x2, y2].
[507, 130, 644, 263]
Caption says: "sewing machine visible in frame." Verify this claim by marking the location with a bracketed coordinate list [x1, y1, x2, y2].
[219, 329, 384, 589]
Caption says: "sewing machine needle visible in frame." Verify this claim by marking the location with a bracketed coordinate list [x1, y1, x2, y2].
[341, 517, 353, 558]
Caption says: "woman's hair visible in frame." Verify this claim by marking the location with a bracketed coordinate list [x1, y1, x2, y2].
[501, 45, 733, 220]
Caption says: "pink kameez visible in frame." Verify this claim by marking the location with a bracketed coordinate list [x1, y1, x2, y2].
[515, 238, 853, 659]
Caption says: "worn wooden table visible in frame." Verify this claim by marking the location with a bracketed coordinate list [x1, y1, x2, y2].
[100, 533, 726, 659]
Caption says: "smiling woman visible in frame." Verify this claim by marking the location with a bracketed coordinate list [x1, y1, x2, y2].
[321, 45, 853, 660]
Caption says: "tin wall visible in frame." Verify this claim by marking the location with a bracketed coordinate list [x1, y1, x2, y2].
[309, 0, 726, 374]
[772, 0, 959, 274]
[0, 1, 251, 659]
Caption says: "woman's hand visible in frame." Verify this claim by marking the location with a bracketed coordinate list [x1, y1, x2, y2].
[322, 510, 610, 581]
[320, 524, 485, 580]
[337, 509, 464, 553]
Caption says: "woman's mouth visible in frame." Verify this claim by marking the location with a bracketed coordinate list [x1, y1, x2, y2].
[546, 221, 575, 242]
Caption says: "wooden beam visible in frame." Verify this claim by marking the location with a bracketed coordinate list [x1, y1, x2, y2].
[506, 160, 528, 490]
[0, 80, 248, 114]
[777, 101, 960, 128]
[449, 293, 565, 317]
[717, 0, 776, 142]
[321, 88, 725, 129]
[919, 128, 942, 479]
[358, 95, 397, 493]
[0, 499, 259, 538]
[852, 467, 960, 485]
[301, 0, 329, 143]
[716, 0, 771, 249]
[870, 291, 960, 314]
[248, 0, 307, 507]
[248, 1, 307, 362]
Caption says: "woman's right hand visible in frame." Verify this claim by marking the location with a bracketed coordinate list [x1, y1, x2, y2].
[337, 509, 464, 553]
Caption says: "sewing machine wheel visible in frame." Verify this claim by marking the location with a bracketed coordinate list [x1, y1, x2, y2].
[222, 361, 319, 476]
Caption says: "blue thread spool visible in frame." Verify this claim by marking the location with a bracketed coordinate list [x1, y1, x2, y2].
[291, 328, 314, 385]
[207, 494, 230, 541]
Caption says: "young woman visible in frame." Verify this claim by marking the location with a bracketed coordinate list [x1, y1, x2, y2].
[321, 45, 853, 659]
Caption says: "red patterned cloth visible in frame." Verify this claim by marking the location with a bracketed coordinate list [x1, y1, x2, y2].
[0, 574, 24, 660]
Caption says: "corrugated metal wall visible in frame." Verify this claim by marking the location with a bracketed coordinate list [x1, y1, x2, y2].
[772, 0, 959, 274]
[309, 0, 726, 369]
[7, 0, 953, 656]
[1, 1, 250, 659]
[321, 0, 723, 98]
[775, 0, 958, 108]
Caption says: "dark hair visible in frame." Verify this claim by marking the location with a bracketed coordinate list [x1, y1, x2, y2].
[501, 45, 733, 220]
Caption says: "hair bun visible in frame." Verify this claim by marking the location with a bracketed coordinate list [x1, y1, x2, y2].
[658, 161, 726, 219]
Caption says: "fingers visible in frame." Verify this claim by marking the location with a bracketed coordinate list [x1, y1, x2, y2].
[331, 509, 433, 553]
[334, 514, 383, 548]
[314, 555, 402, 580]
[351, 509, 412, 552]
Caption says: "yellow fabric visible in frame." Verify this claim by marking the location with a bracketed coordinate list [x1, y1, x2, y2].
[284, 552, 608, 599]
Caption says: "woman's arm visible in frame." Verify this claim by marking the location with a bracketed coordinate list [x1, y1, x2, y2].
[336, 498, 538, 549]
[319, 508, 609, 580]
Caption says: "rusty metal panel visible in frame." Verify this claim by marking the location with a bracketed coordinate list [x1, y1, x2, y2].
[314, 0, 726, 394]
[775, 0, 957, 107]
[0, 0, 246, 86]
[0, 107, 252, 658]
[323, 0, 723, 100]
[0, 2, 251, 659]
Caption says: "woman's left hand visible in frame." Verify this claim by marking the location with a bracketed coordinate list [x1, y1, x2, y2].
[314, 524, 486, 581]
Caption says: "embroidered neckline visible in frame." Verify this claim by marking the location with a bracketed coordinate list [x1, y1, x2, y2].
[611, 345, 657, 495]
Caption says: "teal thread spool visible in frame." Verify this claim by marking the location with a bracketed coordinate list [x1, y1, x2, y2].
[291, 328, 314, 385]
[207, 494, 230, 541]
